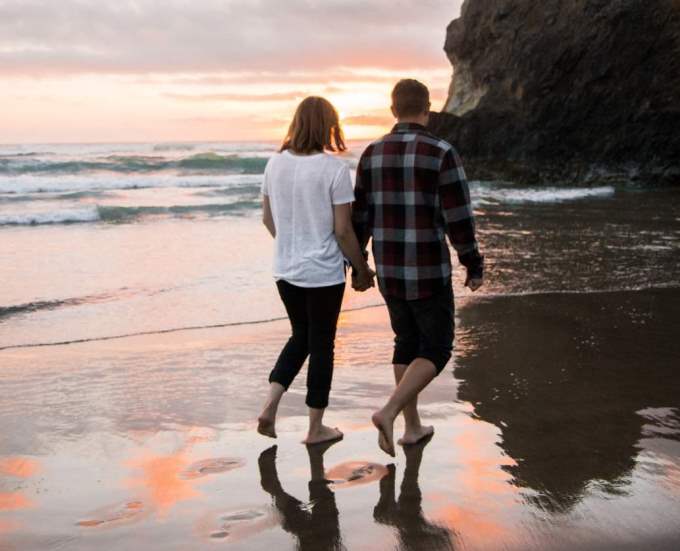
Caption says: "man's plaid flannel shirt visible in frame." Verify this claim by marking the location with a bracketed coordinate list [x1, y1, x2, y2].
[352, 122, 483, 300]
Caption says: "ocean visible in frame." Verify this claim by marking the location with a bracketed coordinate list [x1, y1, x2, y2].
[1, 141, 678, 350]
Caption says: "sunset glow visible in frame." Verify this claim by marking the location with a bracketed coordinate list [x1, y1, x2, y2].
[0, 1, 462, 143]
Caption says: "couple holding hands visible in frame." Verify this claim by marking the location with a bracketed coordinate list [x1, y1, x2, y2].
[257, 79, 483, 457]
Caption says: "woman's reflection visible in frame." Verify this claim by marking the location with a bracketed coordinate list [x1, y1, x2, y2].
[258, 443, 344, 551]
[373, 435, 457, 551]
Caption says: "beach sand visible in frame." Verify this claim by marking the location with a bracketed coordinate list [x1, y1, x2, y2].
[1, 288, 679, 550]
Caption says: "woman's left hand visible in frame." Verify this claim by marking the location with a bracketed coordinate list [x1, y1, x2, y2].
[352, 267, 376, 292]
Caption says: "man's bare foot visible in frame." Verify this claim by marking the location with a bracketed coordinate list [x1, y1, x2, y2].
[257, 414, 277, 439]
[303, 425, 343, 445]
[372, 411, 396, 457]
[397, 425, 434, 446]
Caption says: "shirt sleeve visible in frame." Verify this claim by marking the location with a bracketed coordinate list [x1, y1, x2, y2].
[351, 150, 372, 251]
[330, 162, 355, 205]
[438, 147, 484, 279]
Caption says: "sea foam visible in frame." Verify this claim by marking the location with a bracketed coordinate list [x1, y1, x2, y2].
[473, 184, 615, 204]
[0, 200, 261, 226]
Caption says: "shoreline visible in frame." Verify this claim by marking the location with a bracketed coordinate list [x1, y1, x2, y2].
[2, 283, 679, 353]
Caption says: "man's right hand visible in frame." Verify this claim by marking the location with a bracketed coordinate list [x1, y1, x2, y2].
[352, 267, 376, 292]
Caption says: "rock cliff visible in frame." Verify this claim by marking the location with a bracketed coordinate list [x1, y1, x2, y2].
[428, 0, 680, 185]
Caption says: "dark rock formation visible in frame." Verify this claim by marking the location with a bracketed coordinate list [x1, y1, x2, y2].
[428, 0, 680, 185]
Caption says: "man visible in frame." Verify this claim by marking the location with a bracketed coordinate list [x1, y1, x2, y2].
[352, 79, 484, 456]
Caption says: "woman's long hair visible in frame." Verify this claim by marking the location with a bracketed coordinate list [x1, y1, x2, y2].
[280, 96, 346, 154]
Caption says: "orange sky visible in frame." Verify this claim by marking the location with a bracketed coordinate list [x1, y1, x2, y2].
[0, 1, 463, 143]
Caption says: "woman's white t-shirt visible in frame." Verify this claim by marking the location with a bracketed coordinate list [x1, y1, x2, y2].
[262, 150, 355, 287]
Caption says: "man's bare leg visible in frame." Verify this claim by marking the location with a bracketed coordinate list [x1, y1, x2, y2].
[393, 364, 434, 446]
[372, 358, 437, 456]
[257, 382, 285, 438]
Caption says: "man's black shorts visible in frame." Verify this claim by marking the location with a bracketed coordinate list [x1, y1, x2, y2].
[383, 282, 454, 374]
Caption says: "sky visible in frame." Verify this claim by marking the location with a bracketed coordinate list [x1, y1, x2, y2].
[0, 0, 463, 143]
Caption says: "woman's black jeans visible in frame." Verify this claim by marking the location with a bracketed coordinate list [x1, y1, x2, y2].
[269, 280, 345, 409]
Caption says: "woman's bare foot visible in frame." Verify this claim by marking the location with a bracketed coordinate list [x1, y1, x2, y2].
[397, 425, 434, 446]
[257, 413, 277, 439]
[372, 410, 396, 457]
[303, 425, 343, 445]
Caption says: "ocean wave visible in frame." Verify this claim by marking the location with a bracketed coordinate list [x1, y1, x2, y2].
[176, 153, 267, 173]
[192, 184, 261, 197]
[473, 184, 615, 204]
[0, 173, 261, 195]
[0, 152, 49, 158]
[0, 200, 260, 226]
[0, 206, 101, 225]
[98, 201, 259, 222]
[0, 153, 269, 176]
[0, 190, 117, 203]
[0, 287, 145, 320]
[0, 297, 86, 319]
[152, 143, 196, 152]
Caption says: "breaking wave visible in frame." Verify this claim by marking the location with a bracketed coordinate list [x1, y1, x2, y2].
[0, 173, 261, 195]
[0, 200, 260, 226]
[473, 183, 615, 204]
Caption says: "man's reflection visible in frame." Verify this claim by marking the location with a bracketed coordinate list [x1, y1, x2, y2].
[258, 443, 344, 551]
[374, 435, 457, 551]
[454, 291, 680, 512]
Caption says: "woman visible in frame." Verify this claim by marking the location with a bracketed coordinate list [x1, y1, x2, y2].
[257, 96, 374, 445]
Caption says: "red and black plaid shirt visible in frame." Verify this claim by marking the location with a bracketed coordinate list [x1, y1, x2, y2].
[352, 122, 483, 300]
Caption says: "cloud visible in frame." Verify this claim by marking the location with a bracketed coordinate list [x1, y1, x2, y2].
[0, 0, 464, 76]
[165, 91, 310, 103]
[342, 114, 393, 126]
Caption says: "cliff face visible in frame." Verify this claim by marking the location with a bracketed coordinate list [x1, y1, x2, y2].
[428, 0, 680, 185]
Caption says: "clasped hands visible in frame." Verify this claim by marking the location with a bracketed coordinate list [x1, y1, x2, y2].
[351, 266, 376, 292]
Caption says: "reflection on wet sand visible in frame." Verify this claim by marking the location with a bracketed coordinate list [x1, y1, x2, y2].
[454, 289, 680, 512]
[125, 428, 246, 516]
[0, 458, 40, 479]
[79, 428, 246, 527]
[0, 492, 32, 512]
[0, 456, 38, 536]
[258, 438, 459, 551]
[259, 443, 344, 551]
[374, 436, 457, 551]
[0, 517, 21, 535]
[125, 450, 200, 516]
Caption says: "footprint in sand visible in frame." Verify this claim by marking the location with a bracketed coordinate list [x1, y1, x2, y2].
[76, 500, 147, 527]
[325, 461, 389, 489]
[180, 457, 245, 480]
[208, 509, 269, 540]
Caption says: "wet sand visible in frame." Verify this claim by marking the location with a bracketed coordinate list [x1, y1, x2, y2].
[1, 288, 679, 550]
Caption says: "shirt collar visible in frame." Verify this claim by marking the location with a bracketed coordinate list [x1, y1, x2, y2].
[392, 122, 427, 134]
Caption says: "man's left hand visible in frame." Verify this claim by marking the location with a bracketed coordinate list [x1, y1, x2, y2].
[465, 277, 483, 292]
